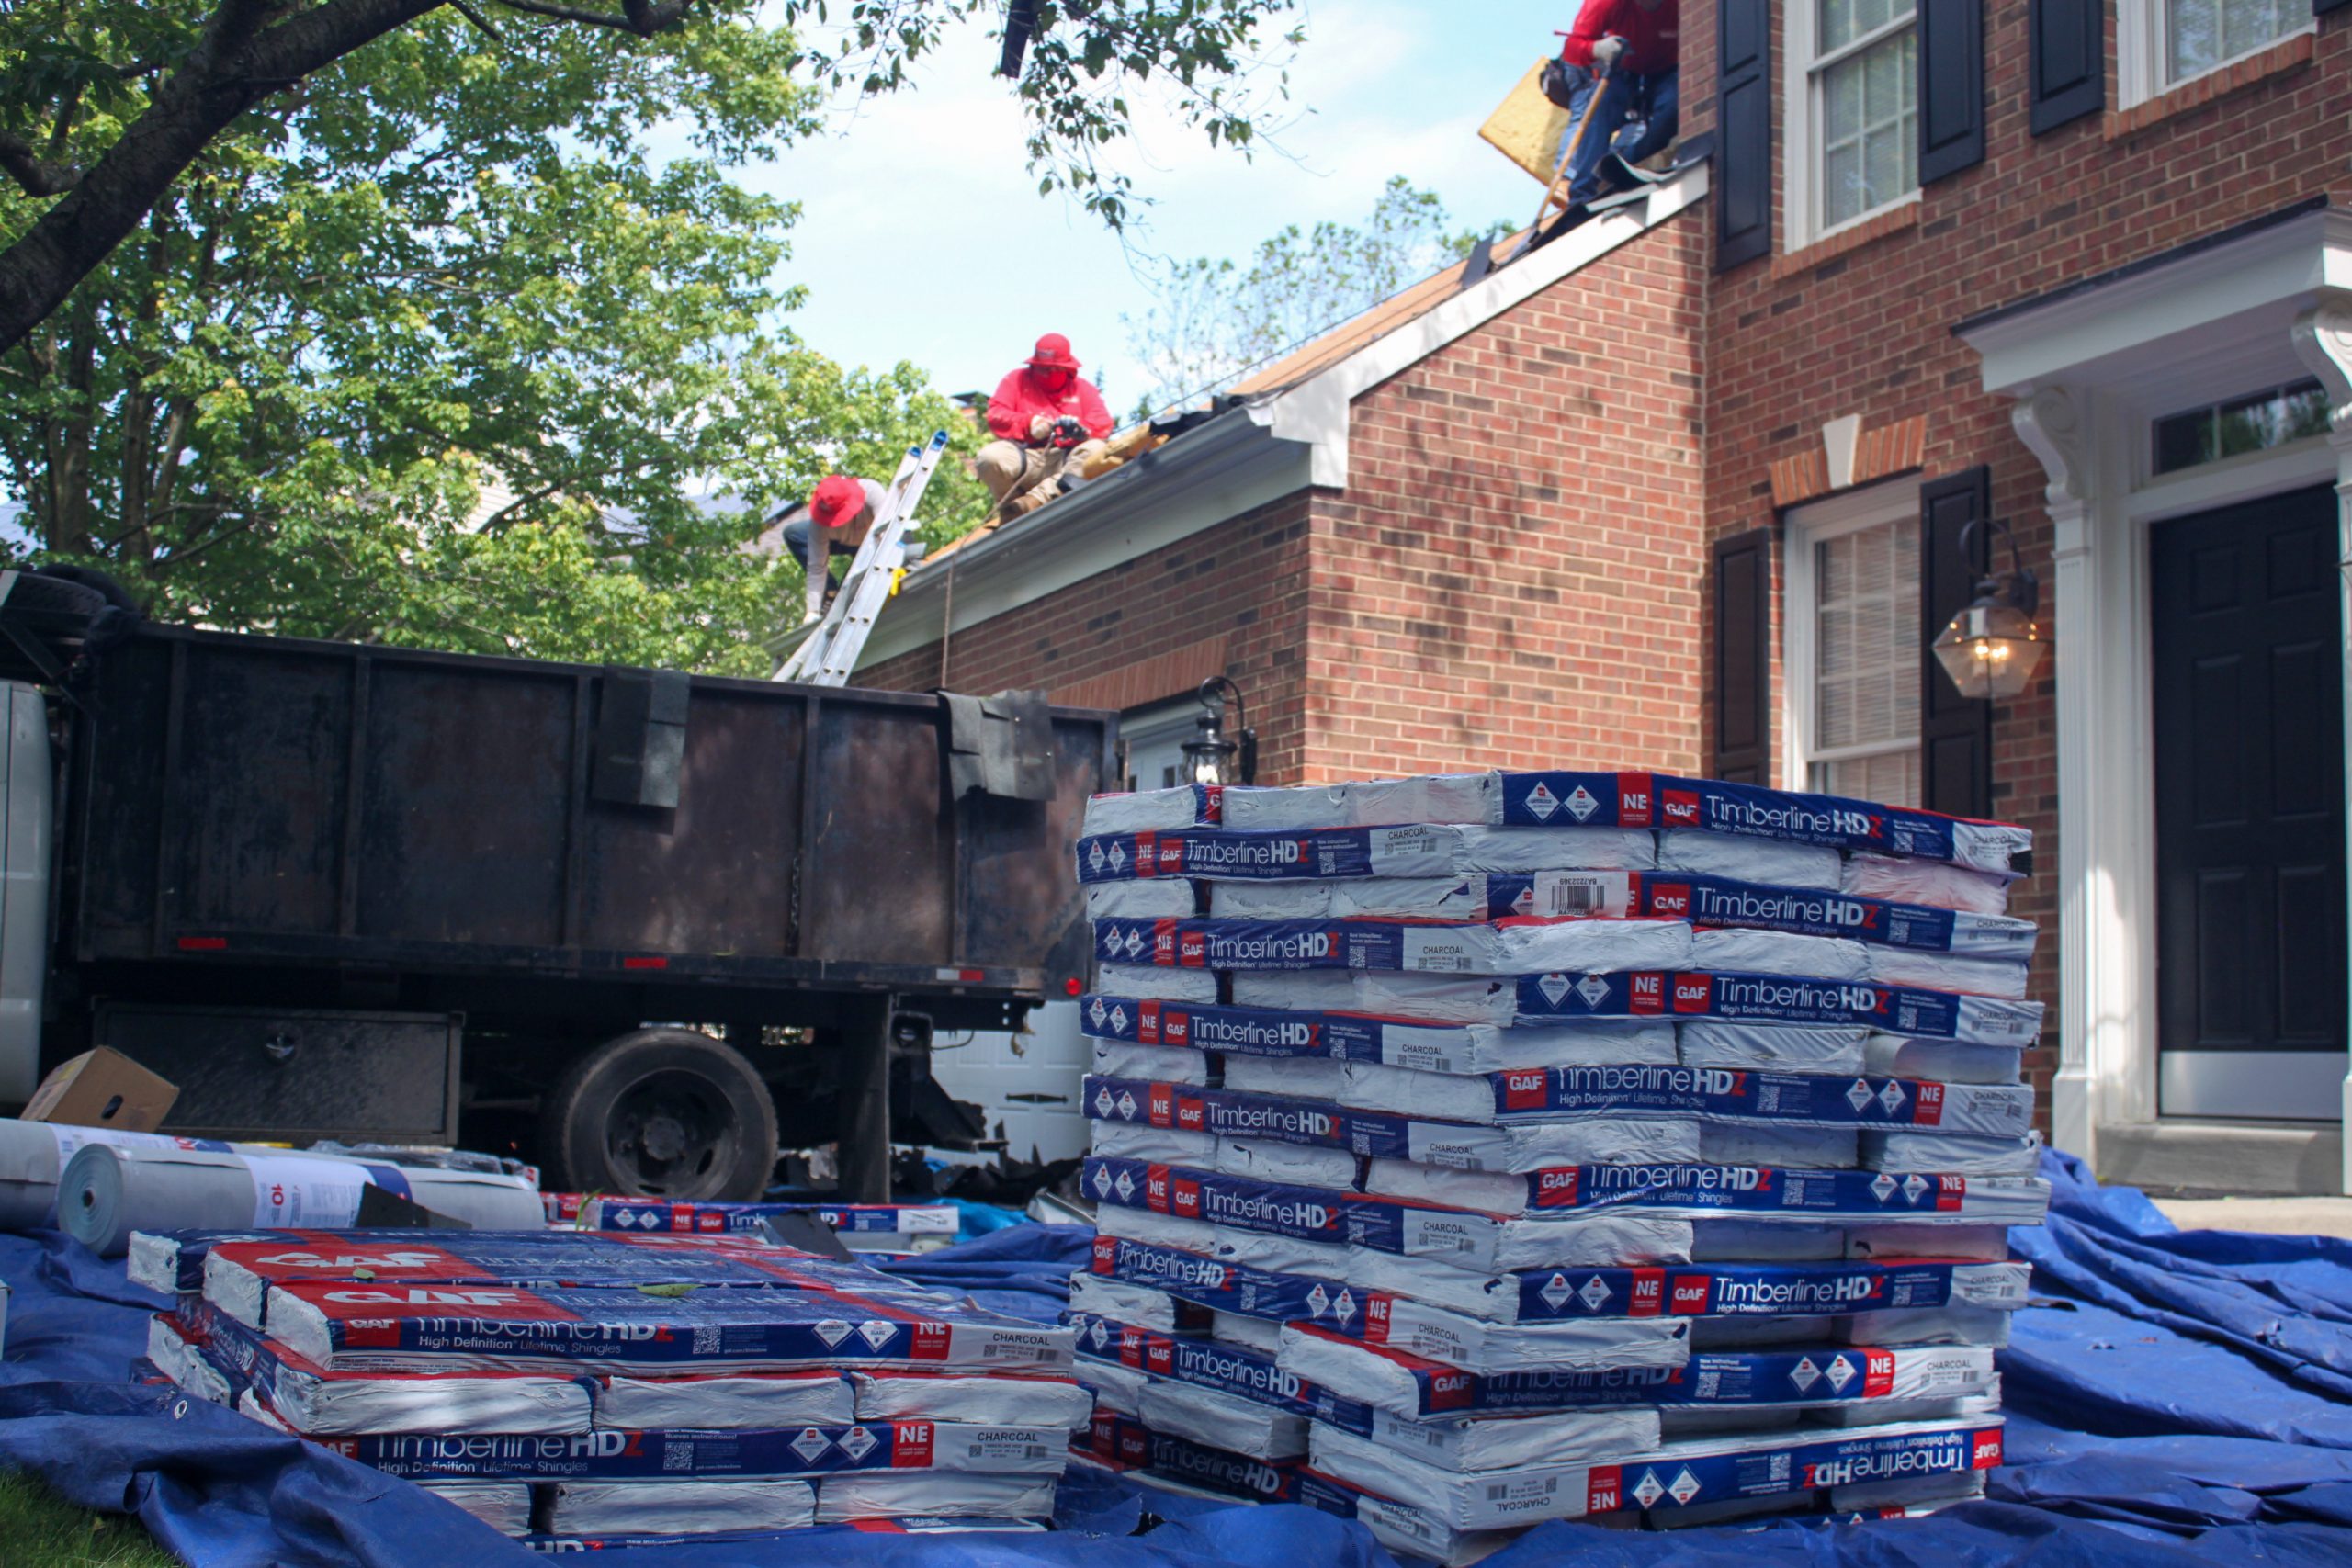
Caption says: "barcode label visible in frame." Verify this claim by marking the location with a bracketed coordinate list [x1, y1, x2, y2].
[1535, 874, 1615, 916]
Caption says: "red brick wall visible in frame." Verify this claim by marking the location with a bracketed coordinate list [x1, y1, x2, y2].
[860, 492, 1318, 783]
[1305, 219, 1711, 781]
[1683, 7, 2352, 1127]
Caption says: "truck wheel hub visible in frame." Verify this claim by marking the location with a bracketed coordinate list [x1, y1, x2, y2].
[639, 1114, 688, 1162]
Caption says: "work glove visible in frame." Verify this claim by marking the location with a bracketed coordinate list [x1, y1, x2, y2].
[1592, 35, 1629, 73]
[1050, 417, 1089, 449]
[1029, 413, 1055, 444]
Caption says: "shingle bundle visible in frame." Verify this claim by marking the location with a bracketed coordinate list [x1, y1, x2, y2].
[137, 1227, 1083, 1540]
[1067, 768, 2041, 1554]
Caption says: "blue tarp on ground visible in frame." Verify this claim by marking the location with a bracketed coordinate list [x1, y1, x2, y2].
[4, 1149, 2351, 1565]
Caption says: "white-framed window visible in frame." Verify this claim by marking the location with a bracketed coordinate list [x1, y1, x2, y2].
[1782, 479, 1924, 806]
[1786, 0, 1920, 249]
[2120, 0, 2312, 106]
[1119, 698, 1200, 792]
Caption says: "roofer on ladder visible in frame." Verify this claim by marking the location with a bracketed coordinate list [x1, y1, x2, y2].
[977, 333, 1114, 525]
[1550, 0, 1679, 208]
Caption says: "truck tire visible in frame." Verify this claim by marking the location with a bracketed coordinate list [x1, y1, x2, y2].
[541, 1028, 779, 1201]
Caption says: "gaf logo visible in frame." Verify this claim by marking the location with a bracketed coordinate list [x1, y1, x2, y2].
[1162, 1012, 1191, 1045]
[1502, 1070, 1549, 1110]
[1646, 882, 1690, 915]
[1174, 1100, 1206, 1133]
[1177, 931, 1207, 965]
[255, 1250, 444, 1270]
[1154, 840, 1186, 873]
[1536, 1168, 1580, 1201]
[1661, 788, 1702, 825]
[1669, 1279, 1708, 1310]
[1973, 1431, 2004, 1468]
[1673, 976, 1713, 1010]
[320, 1287, 526, 1307]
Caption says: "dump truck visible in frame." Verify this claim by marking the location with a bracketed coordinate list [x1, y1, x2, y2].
[0, 569, 1109, 1202]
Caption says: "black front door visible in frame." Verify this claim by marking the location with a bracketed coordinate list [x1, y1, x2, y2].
[2152, 485, 2345, 1119]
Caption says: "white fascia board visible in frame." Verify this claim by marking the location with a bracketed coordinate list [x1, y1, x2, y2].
[1259, 163, 1713, 489]
[1962, 208, 2352, 396]
[854, 412, 1311, 671]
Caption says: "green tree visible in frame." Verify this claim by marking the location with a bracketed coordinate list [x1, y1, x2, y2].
[1123, 176, 1511, 417]
[0, 10, 993, 672]
[0, 0, 1304, 355]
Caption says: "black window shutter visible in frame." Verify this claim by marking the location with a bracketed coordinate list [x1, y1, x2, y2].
[1712, 527, 1773, 784]
[1917, 0, 1986, 184]
[2030, 0, 2104, 133]
[2319, 0, 2349, 18]
[1715, 0, 1772, 270]
[1919, 470, 1994, 818]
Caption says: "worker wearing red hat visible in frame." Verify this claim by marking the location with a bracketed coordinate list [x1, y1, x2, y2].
[769, 472, 886, 622]
[977, 333, 1114, 525]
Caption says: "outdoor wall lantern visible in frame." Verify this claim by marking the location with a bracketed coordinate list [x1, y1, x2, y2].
[1182, 676, 1258, 786]
[1932, 517, 2048, 702]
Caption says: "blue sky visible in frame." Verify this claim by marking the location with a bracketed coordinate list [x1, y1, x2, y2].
[754, 2, 1568, 411]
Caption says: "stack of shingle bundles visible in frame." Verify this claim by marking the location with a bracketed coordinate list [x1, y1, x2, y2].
[1065, 767, 2042, 1558]
[578, 1197, 962, 1258]
[135, 1228, 1085, 1540]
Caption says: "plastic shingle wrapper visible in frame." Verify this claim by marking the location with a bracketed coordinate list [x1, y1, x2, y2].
[848, 1371, 1094, 1429]
[1658, 829, 1842, 890]
[1867, 948, 2030, 999]
[546, 1479, 815, 1537]
[1219, 1054, 1346, 1100]
[1843, 852, 2014, 915]
[1082, 784, 1218, 836]
[1091, 1040, 1211, 1085]
[1690, 1220, 1849, 1262]
[1861, 1131, 2042, 1178]
[1088, 1119, 1216, 1167]
[1215, 1137, 1361, 1189]
[1097, 964, 1218, 1004]
[1088, 880, 1200, 919]
[1136, 1378, 1308, 1461]
[1678, 1022, 1868, 1075]
[1689, 927, 1871, 979]
[1697, 1122, 1860, 1170]
[1860, 1033, 2021, 1085]
[1220, 773, 1496, 830]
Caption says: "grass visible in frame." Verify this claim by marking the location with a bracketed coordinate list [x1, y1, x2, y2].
[0, 1472, 178, 1567]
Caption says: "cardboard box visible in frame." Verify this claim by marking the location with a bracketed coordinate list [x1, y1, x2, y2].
[21, 1047, 178, 1132]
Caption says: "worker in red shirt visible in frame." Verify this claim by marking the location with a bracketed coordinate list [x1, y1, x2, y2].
[1552, 0, 1679, 209]
[977, 333, 1114, 524]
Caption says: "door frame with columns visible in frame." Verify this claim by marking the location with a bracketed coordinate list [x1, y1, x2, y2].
[1960, 205, 2352, 1194]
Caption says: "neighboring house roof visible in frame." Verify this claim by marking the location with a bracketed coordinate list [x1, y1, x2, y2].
[853, 163, 1712, 675]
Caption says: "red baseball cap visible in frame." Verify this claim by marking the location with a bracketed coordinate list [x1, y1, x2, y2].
[1027, 333, 1080, 371]
[808, 474, 866, 529]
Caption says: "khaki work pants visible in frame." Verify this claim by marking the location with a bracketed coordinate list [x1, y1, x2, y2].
[976, 439, 1111, 510]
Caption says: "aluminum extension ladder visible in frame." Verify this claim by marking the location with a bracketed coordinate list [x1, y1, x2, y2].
[773, 429, 948, 686]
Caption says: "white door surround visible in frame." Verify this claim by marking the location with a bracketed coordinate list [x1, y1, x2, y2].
[1960, 206, 2352, 1192]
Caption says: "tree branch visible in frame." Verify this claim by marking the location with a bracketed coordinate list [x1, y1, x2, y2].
[492, 0, 693, 35]
[0, 133, 80, 198]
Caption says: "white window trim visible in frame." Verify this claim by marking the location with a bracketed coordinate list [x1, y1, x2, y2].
[1782, 0, 1923, 251]
[1120, 698, 1200, 793]
[1780, 476, 1926, 797]
[2118, 1, 2315, 109]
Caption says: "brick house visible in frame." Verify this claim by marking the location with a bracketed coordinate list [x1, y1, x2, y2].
[870, 3, 2352, 1192]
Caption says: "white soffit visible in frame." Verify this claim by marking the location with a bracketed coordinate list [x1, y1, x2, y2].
[1961, 207, 2352, 397]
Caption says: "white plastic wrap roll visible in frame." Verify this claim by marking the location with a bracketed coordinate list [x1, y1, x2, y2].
[0, 1120, 228, 1231]
[60, 1143, 544, 1256]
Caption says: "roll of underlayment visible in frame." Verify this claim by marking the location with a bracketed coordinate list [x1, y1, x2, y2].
[58, 1142, 545, 1255]
[0, 1120, 230, 1231]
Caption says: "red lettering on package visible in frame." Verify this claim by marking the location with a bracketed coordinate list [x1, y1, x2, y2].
[1534, 1168, 1579, 1206]
[910, 1322, 951, 1361]
[1147, 1082, 1174, 1126]
[1661, 787, 1701, 826]
[1501, 1070, 1549, 1111]
[1936, 1176, 1968, 1213]
[1177, 929, 1207, 967]
[1672, 975, 1714, 1013]
[1972, 1429, 2004, 1469]
[1913, 1082, 1944, 1126]
[1628, 972, 1667, 1015]
[1587, 1465, 1623, 1513]
[1428, 1371, 1474, 1411]
[1615, 773, 1655, 827]
[1861, 1348, 1894, 1398]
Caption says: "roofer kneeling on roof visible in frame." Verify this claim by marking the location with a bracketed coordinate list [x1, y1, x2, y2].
[977, 333, 1114, 525]
[1548, 0, 1679, 209]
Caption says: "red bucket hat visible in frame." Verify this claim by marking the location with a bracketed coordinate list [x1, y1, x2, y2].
[1026, 333, 1080, 371]
[808, 474, 866, 529]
